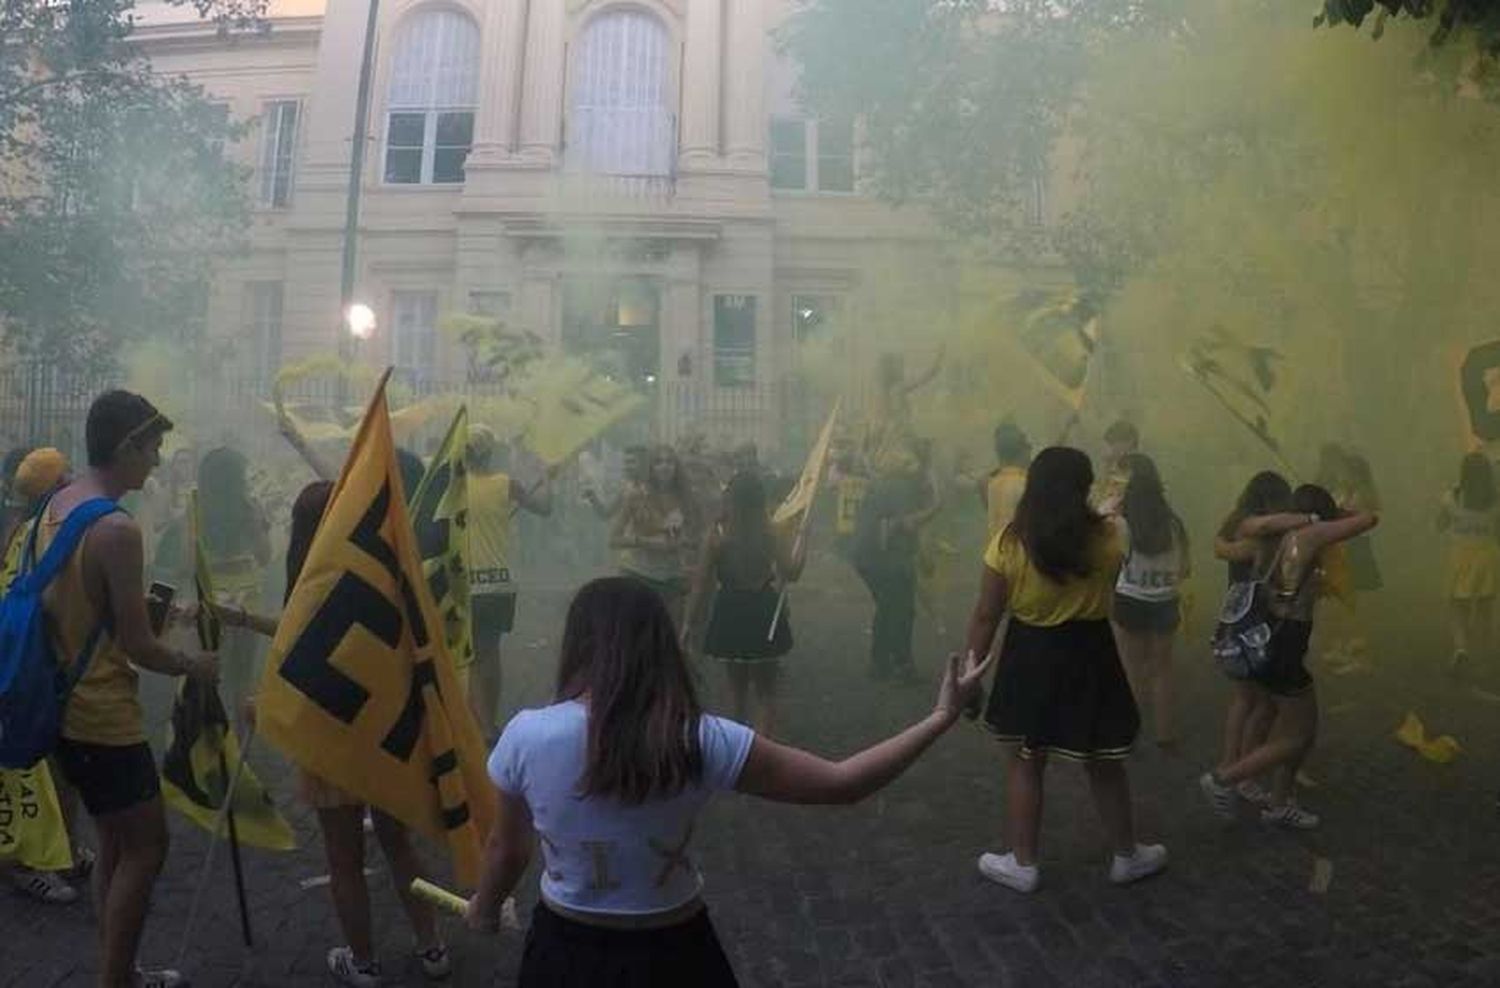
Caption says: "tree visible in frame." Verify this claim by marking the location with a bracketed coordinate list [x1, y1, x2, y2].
[1316, 1, 1500, 57]
[779, 0, 1181, 277]
[0, 0, 265, 371]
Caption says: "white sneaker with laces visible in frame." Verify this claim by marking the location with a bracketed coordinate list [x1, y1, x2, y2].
[10, 867, 78, 904]
[327, 946, 382, 987]
[1109, 843, 1168, 885]
[1235, 780, 1273, 806]
[1199, 771, 1236, 819]
[1262, 802, 1320, 830]
[977, 851, 1040, 893]
[415, 943, 451, 980]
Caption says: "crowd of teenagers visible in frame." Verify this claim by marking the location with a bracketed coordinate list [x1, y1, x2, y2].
[24, 377, 1485, 988]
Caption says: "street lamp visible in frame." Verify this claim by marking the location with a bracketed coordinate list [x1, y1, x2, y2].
[346, 303, 376, 343]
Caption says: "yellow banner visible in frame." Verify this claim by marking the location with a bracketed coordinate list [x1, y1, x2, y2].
[510, 356, 647, 467]
[0, 761, 71, 872]
[774, 401, 841, 527]
[1180, 326, 1293, 473]
[159, 493, 296, 851]
[410, 409, 474, 670]
[1010, 290, 1100, 412]
[257, 372, 496, 885]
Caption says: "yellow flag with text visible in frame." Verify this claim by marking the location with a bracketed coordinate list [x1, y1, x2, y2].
[410, 408, 474, 670]
[256, 372, 496, 885]
[1180, 326, 1290, 469]
[510, 355, 647, 467]
[0, 761, 71, 872]
[774, 401, 841, 528]
[160, 496, 297, 852]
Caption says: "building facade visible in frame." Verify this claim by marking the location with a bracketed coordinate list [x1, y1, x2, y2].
[136, 0, 964, 451]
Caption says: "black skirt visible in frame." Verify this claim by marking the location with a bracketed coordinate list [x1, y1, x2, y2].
[519, 902, 739, 988]
[983, 618, 1140, 761]
[704, 585, 792, 661]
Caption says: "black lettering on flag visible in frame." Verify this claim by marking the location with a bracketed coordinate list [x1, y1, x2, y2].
[280, 483, 407, 724]
[281, 574, 397, 723]
[381, 659, 436, 761]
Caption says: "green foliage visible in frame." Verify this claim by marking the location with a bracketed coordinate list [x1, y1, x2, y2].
[1316, 1, 1500, 56]
[0, 0, 265, 371]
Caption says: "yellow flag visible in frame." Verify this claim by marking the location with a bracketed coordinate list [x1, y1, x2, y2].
[1180, 326, 1294, 473]
[411, 408, 474, 670]
[510, 355, 647, 467]
[774, 401, 841, 528]
[1394, 712, 1461, 764]
[160, 493, 296, 851]
[256, 371, 497, 885]
[0, 761, 72, 872]
[1009, 290, 1100, 412]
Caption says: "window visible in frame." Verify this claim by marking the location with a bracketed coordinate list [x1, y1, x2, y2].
[770, 118, 854, 193]
[816, 119, 854, 192]
[568, 9, 674, 177]
[713, 295, 756, 388]
[792, 294, 841, 343]
[391, 291, 439, 383]
[467, 291, 512, 318]
[242, 282, 283, 388]
[385, 10, 480, 185]
[258, 101, 299, 207]
[770, 118, 807, 191]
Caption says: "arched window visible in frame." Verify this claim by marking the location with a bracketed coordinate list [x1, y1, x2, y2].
[568, 9, 674, 177]
[384, 9, 480, 185]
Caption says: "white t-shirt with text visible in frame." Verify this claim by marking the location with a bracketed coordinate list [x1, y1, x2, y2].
[488, 700, 754, 916]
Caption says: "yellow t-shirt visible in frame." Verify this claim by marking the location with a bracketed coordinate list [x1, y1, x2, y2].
[835, 476, 868, 537]
[983, 523, 1124, 626]
[467, 472, 513, 596]
[37, 509, 146, 746]
[985, 467, 1027, 540]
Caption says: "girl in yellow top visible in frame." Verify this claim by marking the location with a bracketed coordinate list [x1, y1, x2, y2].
[962, 447, 1165, 894]
[1437, 452, 1500, 671]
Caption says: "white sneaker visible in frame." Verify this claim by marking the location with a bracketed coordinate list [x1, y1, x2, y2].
[1235, 780, 1273, 806]
[977, 851, 1040, 893]
[327, 946, 382, 987]
[132, 969, 187, 988]
[1109, 843, 1168, 885]
[1262, 802, 1321, 830]
[10, 867, 78, 904]
[1199, 771, 1236, 820]
[414, 944, 451, 980]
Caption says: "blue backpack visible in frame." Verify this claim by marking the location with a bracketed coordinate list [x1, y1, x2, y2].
[0, 495, 121, 769]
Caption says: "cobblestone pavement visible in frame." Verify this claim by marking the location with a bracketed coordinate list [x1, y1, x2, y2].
[5, 555, 1500, 987]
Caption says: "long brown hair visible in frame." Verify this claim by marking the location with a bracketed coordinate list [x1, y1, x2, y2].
[555, 577, 704, 804]
[1009, 446, 1104, 582]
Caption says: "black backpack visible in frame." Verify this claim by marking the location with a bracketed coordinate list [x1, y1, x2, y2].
[1210, 540, 1289, 680]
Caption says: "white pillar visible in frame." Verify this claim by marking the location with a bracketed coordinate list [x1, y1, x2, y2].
[471, 0, 528, 159]
[679, 0, 723, 166]
[518, 0, 566, 164]
[723, 0, 765, 170]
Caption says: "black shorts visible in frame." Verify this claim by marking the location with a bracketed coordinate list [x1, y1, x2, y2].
[472, 593, 517, 639]
[520, 902, 738, 987]
[54, 739, 160, 816]
[1113, 594, 1181, 634]
[1250, 620, 1314, 697]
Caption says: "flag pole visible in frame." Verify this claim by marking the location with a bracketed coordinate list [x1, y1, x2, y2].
[174, 723, 260, 968]
[767, 503, 813, 643]
[218, 744, 254, 947]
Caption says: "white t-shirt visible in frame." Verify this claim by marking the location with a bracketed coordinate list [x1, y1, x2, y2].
[1115, 517, 1184, 603]
[488, 700, 755, 916]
